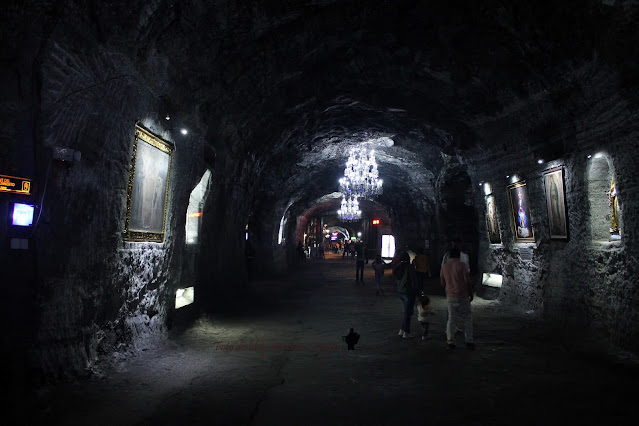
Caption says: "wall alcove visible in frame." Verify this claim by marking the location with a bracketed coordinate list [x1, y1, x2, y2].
[586, 154, 622, 243]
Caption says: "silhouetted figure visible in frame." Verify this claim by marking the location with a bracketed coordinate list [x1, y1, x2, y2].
[297, 241, 305, 262]
[343, 328, 360, 350]
[355, 240, 365, 283]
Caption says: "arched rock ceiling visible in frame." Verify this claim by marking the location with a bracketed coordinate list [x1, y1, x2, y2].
[62, 0, 638, 217]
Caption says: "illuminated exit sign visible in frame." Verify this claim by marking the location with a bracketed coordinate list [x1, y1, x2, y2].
[372, 219, 380, 225]
[0, 174, 31, 195]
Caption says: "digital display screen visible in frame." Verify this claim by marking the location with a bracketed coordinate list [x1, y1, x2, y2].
[12, 203, 35, 227]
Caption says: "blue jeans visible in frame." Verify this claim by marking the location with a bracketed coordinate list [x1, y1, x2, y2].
[399, 292, 416, 333]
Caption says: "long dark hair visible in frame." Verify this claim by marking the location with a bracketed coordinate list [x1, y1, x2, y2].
[393, 251, 410, 279]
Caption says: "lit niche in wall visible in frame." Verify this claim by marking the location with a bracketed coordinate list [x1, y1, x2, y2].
[587, 153, 622, 242]
[123, 125, 174, 242]
[483, 183, 501, 244]
[185, 170, 212, 245]
[175, 287, 194, 309]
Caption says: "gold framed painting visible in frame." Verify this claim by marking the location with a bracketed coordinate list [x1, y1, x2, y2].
[123, 124, 174, 242]
[507, 181, 535, 243]
[543, 166, 568, 240]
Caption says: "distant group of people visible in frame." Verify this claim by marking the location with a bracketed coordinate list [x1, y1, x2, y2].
[296, 241, 325, 261]
[390, 237, 474, 350]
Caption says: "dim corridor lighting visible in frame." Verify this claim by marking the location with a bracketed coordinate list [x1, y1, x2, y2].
[165, 115, 170, 120]
[181, 129, 188, 135]
[538, 159, 544, 164]
[587, 154, 592, 158]
[506, 175, 510, 178]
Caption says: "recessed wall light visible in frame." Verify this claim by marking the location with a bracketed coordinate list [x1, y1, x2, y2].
[165, 115, 170, 120]
[587, 154, 592, 159]
[506, 175, 510, 178]
[537, 159, 544, 164]
[181, 129, 188, 135]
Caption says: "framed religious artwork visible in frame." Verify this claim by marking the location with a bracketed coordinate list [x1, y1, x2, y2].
[485, 194, 501, 244]
[507, 181, 535, 243]
[123, 124, 174, 242]
[543, 167, 569, 240]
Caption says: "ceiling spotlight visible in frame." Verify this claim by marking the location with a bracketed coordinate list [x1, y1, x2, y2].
[537, 159, 544, 164]
[506, 175, 510, 178]
[479, 182, 483, 186]
[587, 154, 592, 159]
[165, 115, 170, 120]
[180, 129, 188, 135]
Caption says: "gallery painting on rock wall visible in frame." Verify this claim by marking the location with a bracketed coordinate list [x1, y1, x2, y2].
[485, 194, 501, 244]
[508, 181, 535, 243]
[123, 125, 174, 242]
[543, 167, 568, 240]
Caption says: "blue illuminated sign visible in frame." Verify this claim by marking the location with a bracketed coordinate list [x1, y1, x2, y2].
[12, 203, 34, 227]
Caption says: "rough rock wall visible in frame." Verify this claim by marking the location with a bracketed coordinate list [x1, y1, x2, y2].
[3, 11, 212, 382]
[474, 89, 639, 353]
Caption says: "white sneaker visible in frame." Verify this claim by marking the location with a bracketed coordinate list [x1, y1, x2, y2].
[402, 332, 416, 339]
[398, 329, 405, 336]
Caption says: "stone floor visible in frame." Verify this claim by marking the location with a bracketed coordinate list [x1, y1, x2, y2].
[30, 253, 639, 425]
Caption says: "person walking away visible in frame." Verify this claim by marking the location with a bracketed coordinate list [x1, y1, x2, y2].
[441, 237, 469, 335]
[394, 251, 417, 338]
[416, 292, 434, 340]
[372, 254, 385, 295]
[440, 237, 469, 272]
[412, 248, 431, 292]
[355, 240, 365, 283]
[440, 248, 474, 350]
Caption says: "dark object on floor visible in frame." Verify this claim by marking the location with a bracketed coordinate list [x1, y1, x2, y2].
[466, 342, 475, 350]
[343, 328, 360, 350]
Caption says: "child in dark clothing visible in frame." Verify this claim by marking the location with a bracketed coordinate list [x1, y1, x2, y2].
[372, 254, 385, 296]
[416, 293, 434, 340]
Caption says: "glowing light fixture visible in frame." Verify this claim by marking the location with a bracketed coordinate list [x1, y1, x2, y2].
[538, 159, 544, 164]
[587, 154, 592, 159]
[181, 129, 188, 135]
[165, 115, 170, 120]
[372, 219, 380, 225]
[339, 147, 383, 199]
[175, 287, 195, 309]
[12, 203, 34, 227]
[482, 273, 503, 288]
[337, 196, 361, 222]
[381, 234, 395, 258]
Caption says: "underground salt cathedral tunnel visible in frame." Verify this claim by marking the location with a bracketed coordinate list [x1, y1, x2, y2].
[2, 1, 639, 424]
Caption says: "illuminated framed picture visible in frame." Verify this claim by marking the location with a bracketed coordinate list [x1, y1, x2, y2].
[485, 194, 501, 244]
[507, 181, 535, 243]
[123, 125, 174, 242]
[543, 166, 568, 240]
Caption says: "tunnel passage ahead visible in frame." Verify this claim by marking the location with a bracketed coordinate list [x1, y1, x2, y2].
[34, 253, 639, 425]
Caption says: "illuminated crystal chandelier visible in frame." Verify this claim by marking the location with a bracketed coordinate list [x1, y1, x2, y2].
[337, 196, 361, 222]
[338, 148, 383, 199]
